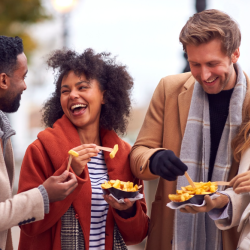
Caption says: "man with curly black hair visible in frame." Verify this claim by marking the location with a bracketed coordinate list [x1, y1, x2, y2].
[17, 48, 149, 250]
[0, 36, 78, 250]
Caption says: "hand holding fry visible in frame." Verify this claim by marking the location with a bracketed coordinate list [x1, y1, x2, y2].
[179, 193, 229, 214]
[229, 170, 250, 194]
[70, 144, 99, 176]
[149, 150, 188, 181]
[43, 170, 78, 203]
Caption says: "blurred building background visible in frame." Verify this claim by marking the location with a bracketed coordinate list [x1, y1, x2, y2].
[2, 0, 250, 249]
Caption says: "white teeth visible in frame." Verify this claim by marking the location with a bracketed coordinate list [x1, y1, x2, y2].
[71, 104, 87, 110]
[206, 77, 217, 83]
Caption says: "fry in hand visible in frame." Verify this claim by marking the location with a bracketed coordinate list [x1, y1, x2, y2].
[68, 149, 79, 157]
[67, 149, 79, 171]
[110, 144, 118, 159]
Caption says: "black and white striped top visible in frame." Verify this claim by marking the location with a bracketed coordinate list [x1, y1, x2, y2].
[88, 151, 109, 250]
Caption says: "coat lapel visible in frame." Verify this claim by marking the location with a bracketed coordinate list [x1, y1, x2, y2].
[178, 75, 195, 137]
[100, 129, 133, 182]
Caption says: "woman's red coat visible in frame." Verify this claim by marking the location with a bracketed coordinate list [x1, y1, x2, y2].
[18, 115, 149, 250]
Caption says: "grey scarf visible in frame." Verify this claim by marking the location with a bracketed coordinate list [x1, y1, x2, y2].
[173, 63, 246, 250]
[0, 111, 15, 156]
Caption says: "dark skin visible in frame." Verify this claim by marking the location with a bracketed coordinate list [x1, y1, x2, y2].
[0, 53, 78, 203]
[103, 195, 136, 219]
[43, 171, 78, 202]
[63, 72, 136, 219]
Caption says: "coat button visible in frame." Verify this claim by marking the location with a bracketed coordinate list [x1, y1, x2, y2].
[75, 214, 79, 219]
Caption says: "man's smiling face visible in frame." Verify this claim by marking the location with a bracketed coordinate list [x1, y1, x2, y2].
[187, 38, 240, 94]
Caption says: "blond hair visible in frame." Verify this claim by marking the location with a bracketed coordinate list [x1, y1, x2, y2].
[232, 102, 250, 162]
[179, 9, 241, 56]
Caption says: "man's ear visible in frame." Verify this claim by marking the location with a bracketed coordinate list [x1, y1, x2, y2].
[0, 73, 9, 90]
[231, 48, 240, 64]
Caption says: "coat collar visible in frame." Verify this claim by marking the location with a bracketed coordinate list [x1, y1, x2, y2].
[37, 115, 132, 179]
[178, 75, 195, 137]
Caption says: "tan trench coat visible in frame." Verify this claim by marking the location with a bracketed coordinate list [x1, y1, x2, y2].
[0, 138, 44, 250]
[130, 71, 250, 250]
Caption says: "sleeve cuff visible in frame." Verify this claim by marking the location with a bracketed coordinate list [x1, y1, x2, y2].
[38, 185, 50, 214]
[207, 191, 232, 220]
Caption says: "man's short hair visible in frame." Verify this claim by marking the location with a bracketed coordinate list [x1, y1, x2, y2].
[179, 9, 241, 57]
[0, 36, 23, 76]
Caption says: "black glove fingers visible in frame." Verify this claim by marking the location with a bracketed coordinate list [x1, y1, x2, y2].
[160, 168, 177, 181]
[149, 149, 188, 181]
[166, 161, 186, 176]
[169, 153, 188, 173]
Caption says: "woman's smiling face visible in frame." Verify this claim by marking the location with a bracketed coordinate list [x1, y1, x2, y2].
[60, 71, 105, 129]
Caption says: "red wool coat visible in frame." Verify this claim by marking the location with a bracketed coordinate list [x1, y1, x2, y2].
[18, 115, 149, 250]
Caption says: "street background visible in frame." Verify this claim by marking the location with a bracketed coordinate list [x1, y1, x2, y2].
[4, 0, 250, 249]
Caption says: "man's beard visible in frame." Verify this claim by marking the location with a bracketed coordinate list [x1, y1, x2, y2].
[0, 92, 21, 113]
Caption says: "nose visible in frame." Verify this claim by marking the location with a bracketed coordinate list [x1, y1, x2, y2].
[69, 89, 79, 99]
[23, 80, 27, 91]
[201, 66, 211, 81]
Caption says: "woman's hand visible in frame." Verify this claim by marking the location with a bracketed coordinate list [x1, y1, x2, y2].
[70, 144, 99, 176]
[103, 194, 136, 219]
[229, 171, 250, 194]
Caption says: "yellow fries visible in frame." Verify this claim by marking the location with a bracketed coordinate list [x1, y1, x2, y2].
[168, 181, 218, 202]
[101, 180, 139, 192]
[110, 144, 118, 159]
[68, 149, 79, 157]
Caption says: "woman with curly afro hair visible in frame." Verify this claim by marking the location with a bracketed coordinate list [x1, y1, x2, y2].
[18, 48, 149, 250]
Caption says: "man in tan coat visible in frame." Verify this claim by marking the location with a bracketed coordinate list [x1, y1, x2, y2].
[0, 36, 78, 250]
[130, 9, 249, 250]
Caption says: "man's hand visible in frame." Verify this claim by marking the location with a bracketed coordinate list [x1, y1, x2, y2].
[229, 170, 250, 194]
[179, 193, 229, 214]
[43, 170, 78, 203]
[149, 150, 188, 181]
[103, 194, 136, 219]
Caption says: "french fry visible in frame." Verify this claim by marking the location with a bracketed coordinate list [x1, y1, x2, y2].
[110, 144, 118, 159]
[101, 179, 139, 192]
[168, 181, 218, 202]
[67, 149, 79, 171]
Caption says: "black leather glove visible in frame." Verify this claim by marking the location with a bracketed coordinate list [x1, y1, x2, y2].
[149, 150, 188, 181]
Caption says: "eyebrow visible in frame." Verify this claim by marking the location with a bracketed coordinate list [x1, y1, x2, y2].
[61, 80, 90, 89]
[188, 60, 220, 64]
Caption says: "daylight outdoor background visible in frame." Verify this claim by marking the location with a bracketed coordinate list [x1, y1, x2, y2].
[4, 0, 250, 249]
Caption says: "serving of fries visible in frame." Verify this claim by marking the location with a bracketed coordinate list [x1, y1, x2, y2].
[101, 180, 139, 192]
[169, 181, 218, 202]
